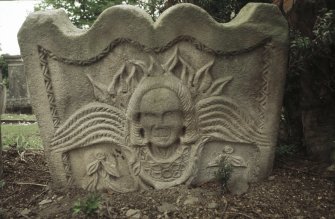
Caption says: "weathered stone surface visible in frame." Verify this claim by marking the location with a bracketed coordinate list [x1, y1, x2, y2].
[0, 80, 5, 179]
[184, 195, 200, 205]
[18, 3, 288, 194]
[207, 201, 219, 209]
[126, 209, 141, 219]
[0, 70, 5, 113]
[157, 202, 177, 213]
[3, 55, 31, 113]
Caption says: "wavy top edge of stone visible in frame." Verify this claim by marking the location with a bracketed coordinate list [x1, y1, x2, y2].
[18, 3, 288, 59]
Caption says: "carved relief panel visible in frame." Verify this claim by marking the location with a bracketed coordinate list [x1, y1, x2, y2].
[18, 3, 288, 193]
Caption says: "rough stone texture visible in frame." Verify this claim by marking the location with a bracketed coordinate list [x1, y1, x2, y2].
[0, 70, 5, 114]
[3, 55, 31, 113]
[126, 209, 141, 219]
[157, 202, 177, 213]
[0, 71, 6, 179]
[18, 3, 288, 194]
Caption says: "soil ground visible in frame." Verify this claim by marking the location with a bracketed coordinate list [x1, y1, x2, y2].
[0, 148, 334, 219]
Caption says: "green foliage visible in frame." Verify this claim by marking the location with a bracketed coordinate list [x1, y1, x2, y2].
[312, 10, 335, 55]
[0, 180, 5, 189]
[309, 10, 335, 103]
[0, 208, 5, 219]
[137, 0, 165, 20]
[189, 0, 272, 22]
[282, 9, 335, 151]
[35, 0, 272, 28]
[1, 114, 36, 121]
[35, 0, 137, 28]
[276, 144, 297, 158]
[214, 156, 233, 191]
[289, 30, 311, 77]
[73, 193, 101, 216]
[287, 10, 335, 96]
[14, 135, 30, 152]
[0, 55, 8, 81]
[1, 123, 42, 150]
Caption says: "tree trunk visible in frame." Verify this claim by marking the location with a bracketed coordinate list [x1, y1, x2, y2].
[275, 0, 335, 161]
[300, 56, 335, 161]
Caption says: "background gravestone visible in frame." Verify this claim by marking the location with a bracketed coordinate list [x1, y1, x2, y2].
[3, 55, 31, 114]
[18, 3, 288, 194]
[0, 68, 6, 179]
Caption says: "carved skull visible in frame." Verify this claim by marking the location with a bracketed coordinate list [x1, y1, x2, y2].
[139, 88, 184, 150]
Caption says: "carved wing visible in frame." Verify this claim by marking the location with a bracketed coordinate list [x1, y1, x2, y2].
[50, 102, 127, 153]
[196, 96, 269, 146]
[162, 48, 269, 146]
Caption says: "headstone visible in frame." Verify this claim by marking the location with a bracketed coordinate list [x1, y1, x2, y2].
[18, 3, 288, 194]
[3, 55, 31, 113]
[0, 68, 6, 179]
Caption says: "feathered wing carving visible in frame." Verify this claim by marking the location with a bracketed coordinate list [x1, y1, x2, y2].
[162, 47, 269, 147]
[196, 96, 269, 146]
[50, 102, 127, 153]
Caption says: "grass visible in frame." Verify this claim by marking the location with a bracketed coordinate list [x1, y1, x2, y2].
[1, 113, 36, 121]
[73, 194, 101, 216]
[214, 156, 233, 192]
[1, 123, 43, 150]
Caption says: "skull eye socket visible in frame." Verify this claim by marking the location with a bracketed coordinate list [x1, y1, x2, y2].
[139, 128, 145, 138]
[134, 112, 141, 122]
[181, 126, 186, 136]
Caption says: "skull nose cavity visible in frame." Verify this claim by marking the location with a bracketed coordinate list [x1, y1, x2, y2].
[152, 127, 170, 137]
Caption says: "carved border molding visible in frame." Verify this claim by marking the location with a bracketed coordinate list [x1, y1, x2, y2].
[38, 35, 271, 65]
[62, 153, 74, 187]
[38, 47, 61, 128]
[257, 42, 272, 130]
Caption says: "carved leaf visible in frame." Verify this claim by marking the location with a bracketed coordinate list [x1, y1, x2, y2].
[163, 47, 179, 72]
[108, 64, 126, 95]
[121, 146, 136, 165]
[86, 160, 100, 176]
[163, 47, 195, 86]
[180, 64, 188, 82]
[179, 56, 195, 86]
[207, 154, 226, 167]
[147, 56, 155, 74]
[193, 59, 214, 92]
[99, 168, 107, 178]
[228, 155, 247, 167]
[84, 174, 98, 191]
[102, 161, 120, 178]
[87, 75, 110, 103]
[132, 160, 141, 176]
[126, 65, 138, 92]
[207, 76, 233, 96]
[128, 60, 148, 76]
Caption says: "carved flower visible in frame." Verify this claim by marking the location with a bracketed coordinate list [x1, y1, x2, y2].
[228, 155, 247, 167]
[162, 169, 173, 179]
[208, 145, 247, 168]
[95, 152, 106, 161]
[101, 161, 120, 177]
[223, 145, 234, 154]
[86, 153, 120, 178]
[84, 153, 121, 191]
